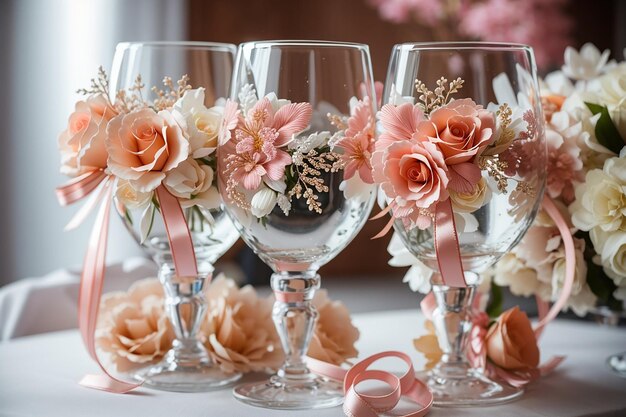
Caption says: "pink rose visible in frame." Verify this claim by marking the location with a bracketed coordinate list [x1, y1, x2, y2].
[106, 108, 189, 192]
[417, 98, 495, 193]
[372, 140, 449, 223]
[58, 94, 117, 176]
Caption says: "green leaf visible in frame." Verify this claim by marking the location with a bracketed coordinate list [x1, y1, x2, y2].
[585, 102, 624, 154]
[486, 282, 504, 319]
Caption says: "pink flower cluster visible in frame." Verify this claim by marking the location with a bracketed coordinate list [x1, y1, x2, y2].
[221, 98, 312, 191]
[369, 0, 573, 68]
[372, 99, 495, 228]
[334, 96, 377, 184]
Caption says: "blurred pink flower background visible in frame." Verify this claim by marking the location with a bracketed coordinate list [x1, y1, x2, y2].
[368, 0, 573, 68]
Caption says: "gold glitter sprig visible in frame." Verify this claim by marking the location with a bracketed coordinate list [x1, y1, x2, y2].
[77, 66, 111, 101]
[151, 75, 191, 111]
[478, 155, 510, 193]
[414, 77, 464, 114]
[288, 149, 342, 214]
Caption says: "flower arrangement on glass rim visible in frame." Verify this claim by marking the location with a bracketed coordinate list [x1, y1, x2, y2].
[58, 67, 224, 239]
[219, 83, 376, 220]
[391, 44, 626, 320]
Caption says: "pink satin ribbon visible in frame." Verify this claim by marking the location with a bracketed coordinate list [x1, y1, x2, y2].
[307, 352, 433, 417]
[57, 177, 200, 393]
[433, 199, 467, 287]
[421, 196, 575, 388]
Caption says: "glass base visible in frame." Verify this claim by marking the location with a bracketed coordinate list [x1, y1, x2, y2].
[233, 374, 344, 410]
[416, 368, 523, 407]
[134, 360, 242, 392]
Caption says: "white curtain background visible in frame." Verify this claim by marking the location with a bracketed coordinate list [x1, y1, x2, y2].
[0, 0, 188, 286]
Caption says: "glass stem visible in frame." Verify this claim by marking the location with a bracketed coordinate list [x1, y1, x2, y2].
[431, 283, 477, 377]
[271, 271, 320, 380]
[159, 265, 211, 367]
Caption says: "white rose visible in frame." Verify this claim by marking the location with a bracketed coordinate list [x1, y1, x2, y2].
[600, 231, 626, 284]
[588, 65, 626, 139]
[250, 187, 278, 218]
[173, 88, 223, 158]
[163, 159, 213, 200]
[561, 43, 611, 81]
[493, 253, 540, 297]
[570, 165, 626, 233]
[115, 179, 152, 211]
[450, 178, 490, 213]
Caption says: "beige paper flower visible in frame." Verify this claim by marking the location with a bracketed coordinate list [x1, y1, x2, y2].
[97, 278, 174, 372]
[200, 275, 283, 374]
[413, 320, 442, 370]
[308, 289, 360, 366]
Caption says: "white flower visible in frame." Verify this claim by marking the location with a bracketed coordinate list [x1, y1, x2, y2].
[562, 43, 611, 81]
[493, 253, 541, 297]
[593, 228, 626, 297]
[450, 178, 490, 213]
[588, 64, 626, 139]
[173, 88, 222, 159]
[542, 71, 576, 96]
[570, 151, 626, 233]
[276, 194, 291, 216]
[115, 179, 152, 210]
[250, 186, 277, 218]
[163, 159, 213, 200]
[387, 232, 432, 293]
[288, 131, 331, 153]
[339, 175, 375, 203]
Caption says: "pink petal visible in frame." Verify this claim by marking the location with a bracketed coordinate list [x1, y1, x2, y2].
[263, 150, 291, 181]
[378, 103, 424, 141]
[273, 102, 313, 146]
[448, 163, 482, 194]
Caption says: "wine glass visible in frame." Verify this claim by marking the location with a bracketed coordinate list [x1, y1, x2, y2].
[218, 40, 377, 409]
[110, 41, 241, 392]
[381, 42, 546, 406]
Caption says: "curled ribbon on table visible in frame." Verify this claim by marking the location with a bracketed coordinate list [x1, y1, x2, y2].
[274, 288, 433, 417]
[420, 196, 573, 387]
[56, 170, 199, 394]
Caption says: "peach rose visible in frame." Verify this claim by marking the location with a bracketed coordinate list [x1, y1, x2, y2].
[106, 108, 189, 192]
[486, 306, 540, 370]
[417, 98, 495, 193]
[372, 139, 449, 216]
[308, 289, 360, 365]
[58, 94, 117, 176]
[96, 278, 174, 372]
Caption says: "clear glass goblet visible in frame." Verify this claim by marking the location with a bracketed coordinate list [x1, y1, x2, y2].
[218, 40, 377, 409]
[110, 41, 241, 392]
[382, 42, 547, 406]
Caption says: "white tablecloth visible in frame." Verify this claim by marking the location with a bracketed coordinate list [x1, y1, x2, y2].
[1, 309, 625, 417]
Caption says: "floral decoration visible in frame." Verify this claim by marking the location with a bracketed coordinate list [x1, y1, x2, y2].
[220, 85, 376, 220]
[96, 275, 359, 373]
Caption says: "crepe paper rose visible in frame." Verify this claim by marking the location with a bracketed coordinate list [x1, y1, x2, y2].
[570, 151, 626, 234]
[97, 278, 174, 372]
[372, 139, 449, 228]
[115, 179, 153, 212]
[486, 307, 539, 371]
[416, 98, 495, 193]
[173, 88, 223, 159]
[224, 97, 312, 191]
[58, 94, 118, 176]
[201, 275, 283, 374]
[562, 43, 611, 81]
[163, 159, 213, 201]
[106, 108, 189, 192]
[449, 177, 490, 213]
[308, 289, 360, 365]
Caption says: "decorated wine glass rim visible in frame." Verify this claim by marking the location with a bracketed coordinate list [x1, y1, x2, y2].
[239, 39, 370, 51]
[116, 41, 237, 53]
[394, 41, 533, 52]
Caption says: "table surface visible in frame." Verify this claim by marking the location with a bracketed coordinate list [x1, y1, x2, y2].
[1, 309, 625, 417]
